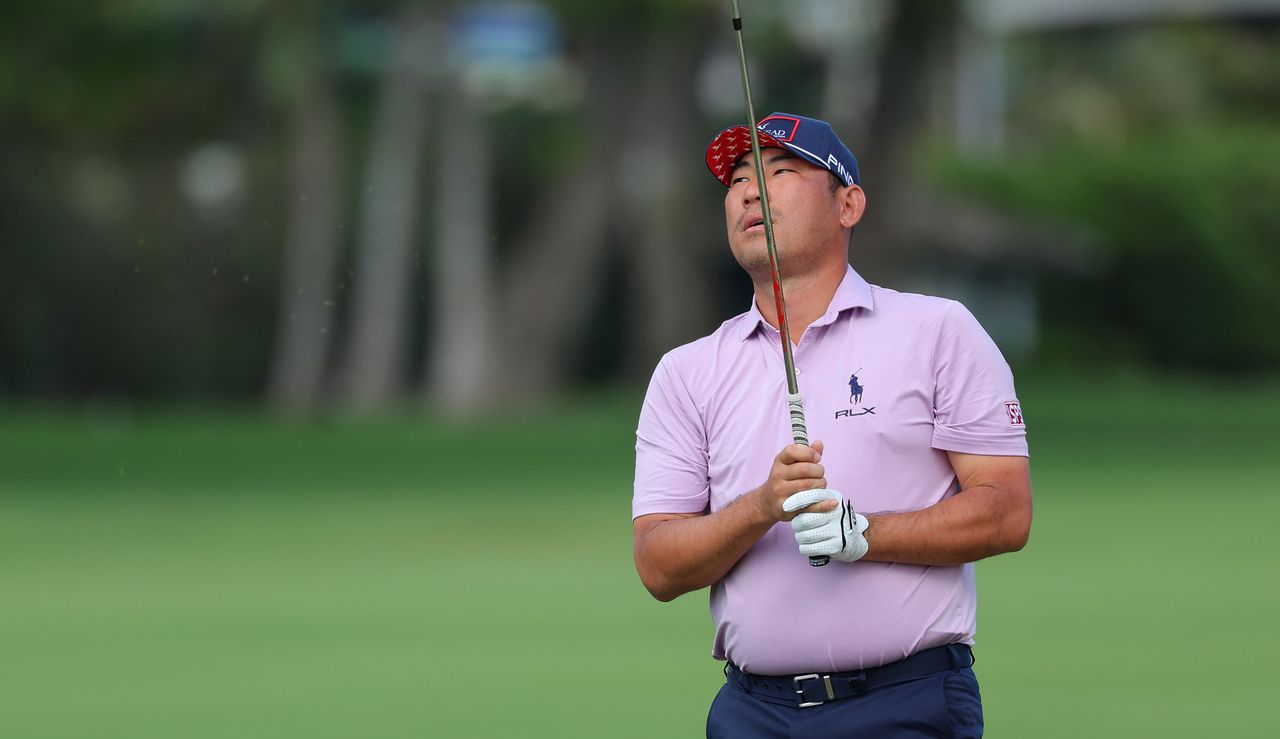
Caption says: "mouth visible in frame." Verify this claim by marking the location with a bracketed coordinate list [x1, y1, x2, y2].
[741, 214, 765, 233]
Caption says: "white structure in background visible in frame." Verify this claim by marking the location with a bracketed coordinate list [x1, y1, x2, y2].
[451, 1, 581, 109]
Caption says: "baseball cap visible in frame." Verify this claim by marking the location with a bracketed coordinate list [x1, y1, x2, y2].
[705, 112, 860, 188]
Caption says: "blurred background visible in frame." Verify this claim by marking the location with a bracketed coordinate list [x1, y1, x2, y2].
[1, 0, 1278, 736]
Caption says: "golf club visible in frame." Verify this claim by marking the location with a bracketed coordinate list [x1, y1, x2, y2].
[728, 0, 828, 567]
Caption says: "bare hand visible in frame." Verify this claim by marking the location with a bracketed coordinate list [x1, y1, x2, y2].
[755, 440, 838, 523]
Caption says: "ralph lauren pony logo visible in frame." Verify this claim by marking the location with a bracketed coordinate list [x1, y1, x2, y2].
[848, 368, 863, 404]
[835, 367, 875, 420]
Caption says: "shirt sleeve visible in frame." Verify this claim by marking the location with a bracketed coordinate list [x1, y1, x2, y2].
[632, 352, 711, 520]
[930, 301, 1029, 457]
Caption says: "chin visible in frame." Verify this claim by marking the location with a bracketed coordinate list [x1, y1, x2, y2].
[729, 230, 767, 256]
[731, 250, 775, 281]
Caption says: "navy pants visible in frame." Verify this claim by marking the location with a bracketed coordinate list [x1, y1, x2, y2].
[706, 665, 984, 738]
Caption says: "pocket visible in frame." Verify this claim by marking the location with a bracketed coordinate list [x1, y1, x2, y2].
[941, 669, 985, 738]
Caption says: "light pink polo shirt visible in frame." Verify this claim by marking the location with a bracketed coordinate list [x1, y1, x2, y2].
[633, 265, 1028, 675]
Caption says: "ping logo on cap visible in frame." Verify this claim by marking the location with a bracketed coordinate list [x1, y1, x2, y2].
[758, 115, 800, 143]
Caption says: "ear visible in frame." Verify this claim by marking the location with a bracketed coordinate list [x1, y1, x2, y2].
[838, 185, 866, 229]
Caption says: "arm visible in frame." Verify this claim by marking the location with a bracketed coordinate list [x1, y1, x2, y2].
[862, 452, 1032, 566]
[861, 299, 1034, 567]
[634, 442, 834, 602]
[633, 504, 770, 603]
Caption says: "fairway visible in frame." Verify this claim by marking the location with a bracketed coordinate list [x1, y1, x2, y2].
[2, 375, 1277, 738]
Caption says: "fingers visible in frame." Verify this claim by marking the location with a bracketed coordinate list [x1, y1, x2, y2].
[782, 489, 839, 525]
[774, 444, 825, 494]
[799, 539, 842, 557]
[793, 520, 837, 542]
[778, 442, 821, 464]
[779, 462, 826, 484]
[783, 488, 840, 514]
[780, 479, 829, 498]
[764, 442, 833, 522]
[790, 509, 837, 532]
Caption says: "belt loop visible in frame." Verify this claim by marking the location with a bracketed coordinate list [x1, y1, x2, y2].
[844, 672, 867, 695]
[947, 644, 975, 670]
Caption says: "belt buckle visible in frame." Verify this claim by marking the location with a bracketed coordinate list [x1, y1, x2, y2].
[793, 673, 835, 708]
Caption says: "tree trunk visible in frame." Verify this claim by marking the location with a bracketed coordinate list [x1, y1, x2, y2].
[267, 17, 343, 416]
[493, 46, 621, 401]
[855, 0, 960, 283]
[336, 7, 435, 414]
[818, 2, 885, 151]
[621, 14, 718, 380]
[424, 86, 499, 413]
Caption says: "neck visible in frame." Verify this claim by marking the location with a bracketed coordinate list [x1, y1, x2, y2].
[753, 260, 847, 345]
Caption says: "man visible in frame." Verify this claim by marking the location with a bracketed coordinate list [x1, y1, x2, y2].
[631, 113, 1032, 738]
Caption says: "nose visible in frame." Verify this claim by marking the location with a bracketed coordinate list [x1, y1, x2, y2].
[740, 173, 760, 206]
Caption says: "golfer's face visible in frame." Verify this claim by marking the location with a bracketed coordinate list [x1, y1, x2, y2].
[724, 148, 840, 273]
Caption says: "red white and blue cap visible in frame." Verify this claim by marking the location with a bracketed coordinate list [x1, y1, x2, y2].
[705, 112, 860, 188]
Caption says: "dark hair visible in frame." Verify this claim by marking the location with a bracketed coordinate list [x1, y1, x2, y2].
[828, 172, 844, 192]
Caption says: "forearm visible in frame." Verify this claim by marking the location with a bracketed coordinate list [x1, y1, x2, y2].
[634, 492, 775, 602]
[863, 484, 1032, 566]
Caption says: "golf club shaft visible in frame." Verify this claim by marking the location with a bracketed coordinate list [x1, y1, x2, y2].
[729, 0, 827, 567]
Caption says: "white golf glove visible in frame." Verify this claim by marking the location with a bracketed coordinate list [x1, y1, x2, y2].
[782, 489, 869, 563]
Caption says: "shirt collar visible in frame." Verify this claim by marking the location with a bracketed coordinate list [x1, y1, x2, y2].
[734, 264, 875, 342]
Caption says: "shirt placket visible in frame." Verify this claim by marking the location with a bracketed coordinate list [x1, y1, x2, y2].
[755, 323, 815, 407]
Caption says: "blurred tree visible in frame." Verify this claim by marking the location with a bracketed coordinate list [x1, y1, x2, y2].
[264, 2, 346, 415]
[618, 7, 720, 380]
[0, 1, 278, 398]
[424, 1, 568, 413]
[427, 78, 500, 413]
[485, 39, 623, 402]
[336, 4, 437, 413]
[491, 0, 720, 403]
[852, 0, 962, 282]
[943, 127, 1280, 371]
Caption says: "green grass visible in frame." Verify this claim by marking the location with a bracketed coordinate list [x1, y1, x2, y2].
[1, 376, 1278, 737]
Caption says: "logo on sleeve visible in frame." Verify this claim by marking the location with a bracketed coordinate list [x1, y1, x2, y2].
[1005, 401, 1025, 426]
[835, 367, 876, 420]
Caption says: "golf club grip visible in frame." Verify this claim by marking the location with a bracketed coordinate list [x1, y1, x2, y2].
[788, 393, 830, 567]
[787, 392, 809, 447]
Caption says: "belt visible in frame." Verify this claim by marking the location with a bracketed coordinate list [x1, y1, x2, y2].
[724, 644, 974, 708]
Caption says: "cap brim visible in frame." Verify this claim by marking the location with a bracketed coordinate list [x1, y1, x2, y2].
[705, 126, 787, 187]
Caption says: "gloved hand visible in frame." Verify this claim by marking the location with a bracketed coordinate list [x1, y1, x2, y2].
[782, 489, 869, 563]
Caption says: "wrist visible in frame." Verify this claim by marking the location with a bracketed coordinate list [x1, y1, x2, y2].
[861, 513, 880, 559]
[749, 485, 781, 526]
